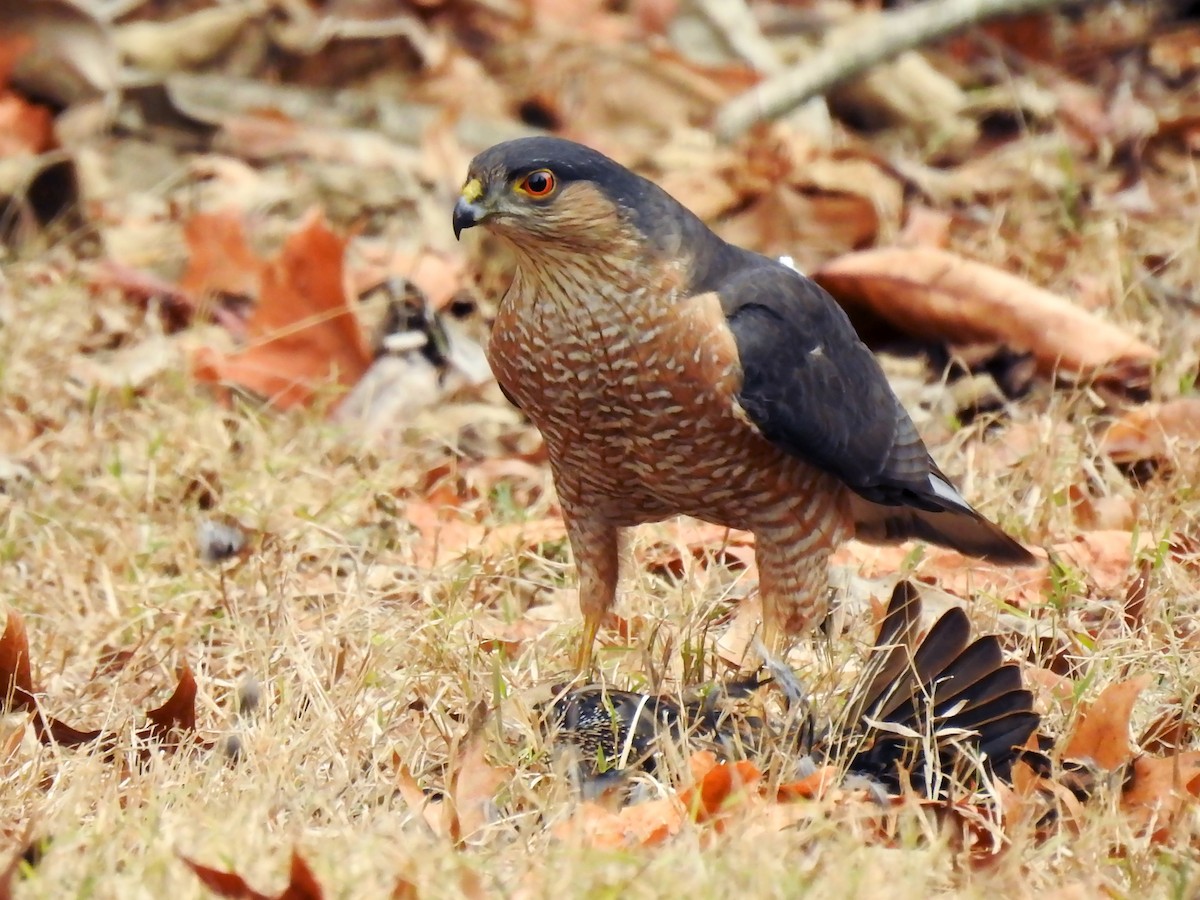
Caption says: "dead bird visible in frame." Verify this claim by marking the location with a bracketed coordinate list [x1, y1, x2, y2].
[542, 581, 1040, 800]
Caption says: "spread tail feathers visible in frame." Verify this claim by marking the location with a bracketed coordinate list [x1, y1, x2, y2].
[826, 582, 1039, 791]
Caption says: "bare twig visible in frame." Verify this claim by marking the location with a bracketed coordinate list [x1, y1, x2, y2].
[693, 0, 833, 140]
[692, 0, 783, 74]
[715, 0, 1090, 140]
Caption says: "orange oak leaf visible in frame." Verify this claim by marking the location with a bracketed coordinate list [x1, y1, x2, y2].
[141, 665, 198, 746]
[193, 209, 371, 410]
[1100, 398, 1200, 468]
[0, 610, 105, 747]
[1062, 674, 1152, 770]
[178, 210, 265, 305]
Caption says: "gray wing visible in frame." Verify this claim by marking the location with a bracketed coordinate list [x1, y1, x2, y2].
[717, 261, 1034, 565]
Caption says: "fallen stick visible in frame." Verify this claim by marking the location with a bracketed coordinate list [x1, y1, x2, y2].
[715, 0, 1090, 140]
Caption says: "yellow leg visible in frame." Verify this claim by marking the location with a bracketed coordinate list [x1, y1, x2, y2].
[574, 612, 601, 673]
[566, 517, 619, 675]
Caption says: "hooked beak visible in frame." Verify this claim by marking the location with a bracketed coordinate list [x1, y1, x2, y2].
[453, 197, 485, 240]
[453, 177, 487, 240]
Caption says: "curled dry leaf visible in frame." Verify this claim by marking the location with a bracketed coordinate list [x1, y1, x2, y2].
[0, 0, 119, 107]
[142, 665, 199, 746]
[812, 247, 1158, 392]
[181, 850, 325, 900]
[395, 763, 448, 837]
[0, 609, 105, 748]
[637, 520, 755, 579]
[1062, 674, 1151, 770]
[115, 3, 262, 74]
[777, 765, 840, 801]
[1099, 398, 1200, 469]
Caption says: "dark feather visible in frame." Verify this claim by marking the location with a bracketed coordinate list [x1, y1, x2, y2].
[714, 263, 1034, 565]
[833, 584, 1040, 790]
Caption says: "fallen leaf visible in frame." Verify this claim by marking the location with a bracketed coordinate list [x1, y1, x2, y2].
[448, 726, 509, 844]
[1062, 674, 1151, 770]
[552, 797, 683, 849]
[897, 204, 952, 248]
[180, 850, 324, 900]
[0, 91, 53, 157]
[777, 765, 840, 801]
[192, 209, 371, 410]
[1121, 752, 1200, 841]
[178, 209, 264, 307]
[1099, 399, 1200, 469]
[813, 247, 1158, 392]
[681, 753, 761, 823]
[395, 763, 448, 837]
[0, 0, 119, 107]
[637, 521, 755, 579]
[1148, 25, 1200, 80]
[141, 665, 198, 748]
[0, 608, 34, 712]
[115, 3, 261, 74]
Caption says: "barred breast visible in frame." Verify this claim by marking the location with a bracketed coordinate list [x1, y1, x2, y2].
[487, 260, 844, 536]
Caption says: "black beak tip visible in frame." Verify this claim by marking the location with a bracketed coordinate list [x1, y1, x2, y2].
[453, 198, 480, 241]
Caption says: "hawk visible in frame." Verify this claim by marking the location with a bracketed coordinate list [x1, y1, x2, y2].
[454, 137, 1034, 670]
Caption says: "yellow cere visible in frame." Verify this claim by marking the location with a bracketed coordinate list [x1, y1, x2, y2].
[460, 178, 483, 203]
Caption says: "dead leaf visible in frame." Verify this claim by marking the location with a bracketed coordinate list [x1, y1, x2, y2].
[141, 665, 198, 748]
[0, 90, 53, 157]
[554, 797, 683, 849]
[1100, 399, 1200, 469]
[681, 753, 761, 823]
[181, 850, 324, 900]
[1149, 26, 1200, 80]
[0, 608, 34, 713]
[1121, 752, 1200, 841]
[395, 763, 448, 837]
[897, 204, 952, 248]
[448, 727, 509, 843]
[1062, 674, 1151, 770]
[178, 209, 264, 308]
[392, 876, 420, 900]
[115, 3, 262, 74]
[813, 247, 1158, 392]
[638, 521, 755, 579]
[0, 0, 119, 107]
[192, 209, 371, 410]
[715, 594, 762, 667]
[777, 765, 840, 801]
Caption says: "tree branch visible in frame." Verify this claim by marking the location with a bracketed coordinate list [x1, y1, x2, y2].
[715, 0, 1092, 141]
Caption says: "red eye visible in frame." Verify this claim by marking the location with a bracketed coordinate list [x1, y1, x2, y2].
[520, 170, 555, 197]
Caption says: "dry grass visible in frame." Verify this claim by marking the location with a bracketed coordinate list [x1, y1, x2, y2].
[3, 147, 1200, 899]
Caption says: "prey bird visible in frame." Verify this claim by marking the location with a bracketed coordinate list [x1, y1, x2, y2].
[545, 582, 1041, 798]
[454, 137, 1034, 670]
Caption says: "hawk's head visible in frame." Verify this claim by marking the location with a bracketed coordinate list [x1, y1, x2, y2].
[453, 137, 662, 251]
